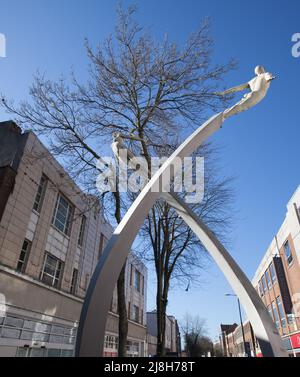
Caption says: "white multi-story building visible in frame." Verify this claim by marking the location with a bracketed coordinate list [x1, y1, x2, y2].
[0, 121, 147, 357]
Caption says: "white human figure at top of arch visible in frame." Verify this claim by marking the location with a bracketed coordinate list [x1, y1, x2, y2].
[221, 65, 276, 120]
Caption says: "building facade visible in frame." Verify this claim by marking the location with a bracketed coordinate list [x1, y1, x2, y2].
[220, 321, 258, 357]
[221, 186, 300, 357]
[0, 121, 147, 357]
[146, 311, 181, 356]
[252, 185, 300, 357]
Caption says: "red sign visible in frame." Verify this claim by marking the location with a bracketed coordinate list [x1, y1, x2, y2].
[290, 333, 300, 349]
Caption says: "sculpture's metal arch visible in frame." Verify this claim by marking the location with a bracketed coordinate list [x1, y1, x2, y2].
[75, 112, 287, 357]
[165, 192, 286, 357]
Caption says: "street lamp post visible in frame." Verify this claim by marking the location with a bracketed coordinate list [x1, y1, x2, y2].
[225, 293, 249, 357]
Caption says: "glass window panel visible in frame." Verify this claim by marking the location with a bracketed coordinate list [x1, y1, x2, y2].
[17, 240, 31, 273]
[33, 332, 49, 342]
[134, 270, 140, 291]
[287, 314, 295, 325]
[41, 253, 63, 288]
[16, 348, 29, 357]
[51, 325, 65, 335]
[47, 349, 61, 357]
[20, 331, 34, 340]
[267, 305, 273, 319]
[272, 301, 280, 328]
[61, 350, 73, 357]
[33, 175, 47, 213]
[30, 348, 46, 357]
[78, 216, 86, 246]
[2, 328, 21, 339]
[41, 274, 54, 286]
[35, 322, 51, 333]
[265, 270, 272, 289]
[284, 241, 293, 265]
[49, 335, 65, 343]
[261, 275, 267, 292]
[52, 194, 73, 235]
[5, 316, 24, 328]
[276, 296, 286, 328]
[54, 219, 65, 233]
[269, 262, 277, 283]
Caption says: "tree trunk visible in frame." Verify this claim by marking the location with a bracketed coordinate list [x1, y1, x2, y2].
[113, 189, 128, 357]
[156, 273, 167, 356]
[117, 263, 128, 357]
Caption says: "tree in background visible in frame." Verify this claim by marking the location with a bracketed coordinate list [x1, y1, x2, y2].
[1, 5, 235, 356]
[181, 313, 213, 357]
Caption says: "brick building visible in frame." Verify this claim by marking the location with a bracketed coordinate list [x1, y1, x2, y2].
[0, 121, 147, 357]
[252, 185, 300, 357]
[221, 186, 300, 357]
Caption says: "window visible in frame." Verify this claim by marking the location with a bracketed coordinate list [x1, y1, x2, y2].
[287, 314, 295, 325]
[104, 335, 118, 350]
[40, 253, 63, 288]
[130, 264, 133, 286]
[134, 269, 141, 292]
[276, 296, 286, 328]
[142, 275, 145, 295]
[52, 194, 74, 236]
[33, 174, 47, 213]
[78, 215, 86, 246]
[261, 275, 267, 293]
[269, 262, 277, 284]
[128, 302, 131, 320]
[267, 305, 273, 319]
[70, 268, 78, 295]
[258, 281, 263, 296]
[141, 309, 144, 325]
[133, 305, 139, 323]
[284, 240, 293, 266]
[271, 301, 280, 328]
[265, 270, 272, 289]
[16, 240, 31, 273]
[98, 233, 107, 259]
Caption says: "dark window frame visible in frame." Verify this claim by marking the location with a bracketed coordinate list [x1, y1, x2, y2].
[52, 193, 74, 236]
[271, 301, 280, 328]
[70, 268, 78, 295]
[40, 252, 64, 289]
[269, 262, 277, 284]
[261, 274, 267, 293]
[283, 240, 293, 266]
[16, 239, 31, 273]
[78, 215, 86, 247]
[33, 174, 48, 213]
[265, 270, 272, 289]
[134, 269, 141, 292]
[276, 296, 287, 328]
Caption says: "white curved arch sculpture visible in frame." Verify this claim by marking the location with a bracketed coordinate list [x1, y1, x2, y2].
[75, 67, 286, 357]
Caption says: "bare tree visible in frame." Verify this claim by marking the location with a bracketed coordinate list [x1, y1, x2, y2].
[181, 314, 213, 357]
[1, 5, 235, 357]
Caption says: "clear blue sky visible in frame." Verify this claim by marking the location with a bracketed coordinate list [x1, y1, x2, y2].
[1, 0, 300, 341]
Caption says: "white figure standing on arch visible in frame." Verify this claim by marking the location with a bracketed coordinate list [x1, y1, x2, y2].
[221, 65, 276, 120]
